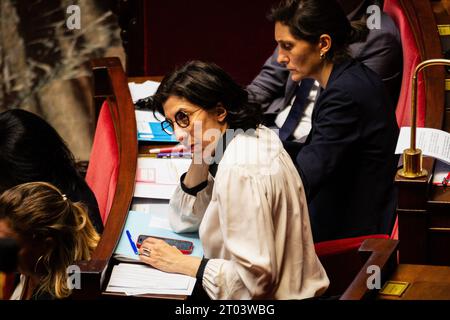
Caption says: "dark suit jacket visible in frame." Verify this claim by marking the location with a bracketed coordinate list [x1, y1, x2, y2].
[247, 3, 402, 113]
[285, 59, 399, 242]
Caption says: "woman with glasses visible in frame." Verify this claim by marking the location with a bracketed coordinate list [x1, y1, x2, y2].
[139, 60, 329, 299]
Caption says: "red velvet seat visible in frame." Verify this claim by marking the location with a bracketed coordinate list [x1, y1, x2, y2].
[384, 0, 426, 128]
[85, 101, 120, 224]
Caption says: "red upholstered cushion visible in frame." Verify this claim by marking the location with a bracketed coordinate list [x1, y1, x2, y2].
[314, 234, 390, 295]
[314, 234, 390, 257]
[384, 0, 426, 127]
[85, 101, 119, 224]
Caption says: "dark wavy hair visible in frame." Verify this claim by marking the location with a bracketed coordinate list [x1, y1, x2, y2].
[0, 109, 83, 195]
[150, 61, 262, 131]
[269, 0, 369, 63]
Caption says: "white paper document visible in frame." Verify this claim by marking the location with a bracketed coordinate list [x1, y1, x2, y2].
[130, 199, 172, 230]
[395, 127, 450, 164]
[134, 157, 191, 199]
[128, 81, 160, 103]
[130, 81, 177, 142]
[135, 110, 163, 133]
[106, 263, 196, 296]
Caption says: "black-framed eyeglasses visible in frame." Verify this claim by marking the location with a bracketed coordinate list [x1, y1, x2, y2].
[160, 109, 202, 135]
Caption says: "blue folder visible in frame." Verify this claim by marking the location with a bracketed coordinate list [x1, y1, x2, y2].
[115, 210, 203, 261]
[137, 122, 178, 142]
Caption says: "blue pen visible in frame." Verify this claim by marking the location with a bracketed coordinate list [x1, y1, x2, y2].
[126, 230, 139, 255]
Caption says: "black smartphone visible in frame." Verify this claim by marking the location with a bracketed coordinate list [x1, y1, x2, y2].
[136, 235, 194, 254]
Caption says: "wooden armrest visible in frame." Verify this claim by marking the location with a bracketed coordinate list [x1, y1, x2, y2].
[73, 57, 137, 298]
[340, 238, 399, 300]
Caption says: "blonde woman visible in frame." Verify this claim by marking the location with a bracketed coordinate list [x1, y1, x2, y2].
[0, 182, 99, 300]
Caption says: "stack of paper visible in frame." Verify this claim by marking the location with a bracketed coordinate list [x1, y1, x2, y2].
[131, 198, 170, 216]
[128, 80, 160, 103]
[134, 157, 191, 199]
[128, 80, 178, 142]
[395, 127, 450, 164]
[106, 263, 196, 296]
[396, 127, 450, 186]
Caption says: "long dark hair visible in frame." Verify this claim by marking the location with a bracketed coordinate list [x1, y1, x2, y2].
[150, 61, 262, 131]
[269, 0, 369, 63]
[0, 109, 82, 195]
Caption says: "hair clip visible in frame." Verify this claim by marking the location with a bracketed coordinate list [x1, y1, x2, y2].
[62, 194, 67, 201]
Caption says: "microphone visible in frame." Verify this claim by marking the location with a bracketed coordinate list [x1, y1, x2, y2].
[0, 238, 18, 272]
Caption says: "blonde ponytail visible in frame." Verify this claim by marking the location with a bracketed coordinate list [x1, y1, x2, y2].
[0, 182, 100, 299]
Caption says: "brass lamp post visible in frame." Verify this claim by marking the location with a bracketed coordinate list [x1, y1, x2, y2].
[397, 59, 450, 178]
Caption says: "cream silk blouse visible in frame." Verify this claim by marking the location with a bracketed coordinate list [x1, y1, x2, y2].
[169, 125, 329, 299]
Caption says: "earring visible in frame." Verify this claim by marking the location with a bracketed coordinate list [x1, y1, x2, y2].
[320, 52, 325, 60]
[34, 255, 44, 273]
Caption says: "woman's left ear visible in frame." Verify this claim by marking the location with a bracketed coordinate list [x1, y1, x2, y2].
[319, 34, 332, 57]
[216, 104, 228, 123]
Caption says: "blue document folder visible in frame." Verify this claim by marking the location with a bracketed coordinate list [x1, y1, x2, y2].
[135, 110, 178, 142]
[137, 122, 178, 142]
[115, 210, 203, 262]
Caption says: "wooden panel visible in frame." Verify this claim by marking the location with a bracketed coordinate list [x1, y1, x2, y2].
[140, 0, 278, 84]
[397, 209, 428, 264]
[395, 0, 446, 265]
[433, 1, 450, 131]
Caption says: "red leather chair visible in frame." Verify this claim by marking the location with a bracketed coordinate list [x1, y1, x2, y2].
[85, 101, 120, 224]
[384, 0, 426, 128]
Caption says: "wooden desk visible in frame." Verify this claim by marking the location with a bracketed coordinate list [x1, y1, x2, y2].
[341, 238, 450, 300]
[129, 76, 163, 83]
[378, 264, 450, 300]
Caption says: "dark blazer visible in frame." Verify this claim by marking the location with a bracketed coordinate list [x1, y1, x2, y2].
[285, 59, 399, 242]
[247, 4, 402, 113]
